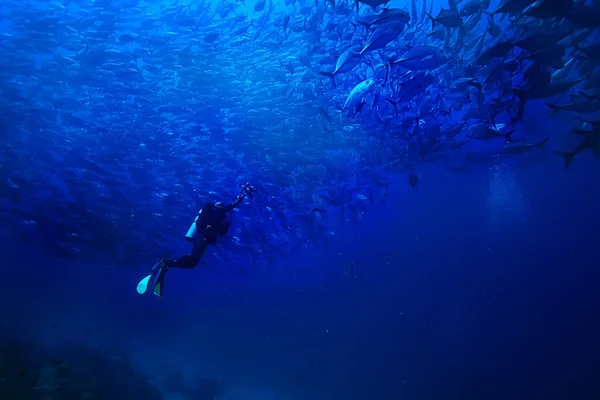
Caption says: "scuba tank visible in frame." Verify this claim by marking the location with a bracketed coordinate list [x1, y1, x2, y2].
[185, 208, 203, 242]
[185, 183, 254, 242]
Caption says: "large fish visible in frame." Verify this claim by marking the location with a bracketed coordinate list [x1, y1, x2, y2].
[354, 0, 391, 13]
[553, 125, 600, 169]
[388, 72, 436, 107]
[360, 23, 405, 54]
[503, 137, 549, 153]
[390, 45, 448, 71]
[319, 45, 362, 87]
[427, 8, 463, 29]
[522, 0, 573, 19]
[460, 0, 490, 16]
[518, 78, 584, 100]
[342, 79, 376, 114]
[487, 0, 537, 16]
[3, 0, 600, 269]
[355, 8, 411, 29]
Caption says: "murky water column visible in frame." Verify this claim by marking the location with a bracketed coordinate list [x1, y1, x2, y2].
[486, 156, 527, 234]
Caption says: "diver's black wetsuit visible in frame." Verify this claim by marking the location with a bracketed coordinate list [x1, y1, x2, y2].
[170, 195, 246, 269]
[140, 183, 254, 298]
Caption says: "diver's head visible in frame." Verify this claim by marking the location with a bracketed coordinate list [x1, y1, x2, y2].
[203, 200, 226, 221]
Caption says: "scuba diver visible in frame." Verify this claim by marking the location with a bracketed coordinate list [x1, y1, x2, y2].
[137, 183, 255, 298]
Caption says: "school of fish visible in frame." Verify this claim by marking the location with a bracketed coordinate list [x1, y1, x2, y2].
[0, 0, 598, 268]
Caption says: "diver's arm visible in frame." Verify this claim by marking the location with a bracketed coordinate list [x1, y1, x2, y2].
[224, 183, 254, 213]
[224, 193, 245, 213]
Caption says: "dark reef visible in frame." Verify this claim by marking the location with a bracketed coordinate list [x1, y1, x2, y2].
[0, 339, 162, 400]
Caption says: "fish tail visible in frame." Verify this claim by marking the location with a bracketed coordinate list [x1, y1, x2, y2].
[381, 52, 394, 67]
[571, 40, 583, 55]
[319, 71, 336, 88]
[505, 129, 516, 142]
[426, 13, 436, 30]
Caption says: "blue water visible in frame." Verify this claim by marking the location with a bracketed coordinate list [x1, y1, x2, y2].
[2, 0, 600, 399]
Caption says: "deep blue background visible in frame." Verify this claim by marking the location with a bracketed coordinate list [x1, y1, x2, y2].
[3, 152, 599, 399]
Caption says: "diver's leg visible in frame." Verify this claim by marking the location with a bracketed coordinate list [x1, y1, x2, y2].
[170, 238, 208, 269]
[149, 240, 208, 297]
[137, 237, 208, 297]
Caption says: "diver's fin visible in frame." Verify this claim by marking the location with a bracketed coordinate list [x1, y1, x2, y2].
[137, 275, 152, 294]
[153, 281, 164, 298]
[136, 259, 163, 295]
[152, 265, 170, 299]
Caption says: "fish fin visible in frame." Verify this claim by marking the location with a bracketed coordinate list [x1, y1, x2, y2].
[553, 151, 576, 169]
[510, 116, 518, 128]
[466, 79, 482, 91]
[572, 129, 592, 136]
[385, 98, 398, 116]
[354, 100, 366, 113]
[392, 55, 420, 67]
[537, 137, 550, 150]
[578, 91, 596, 101]
[546, 103, 561, 117]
